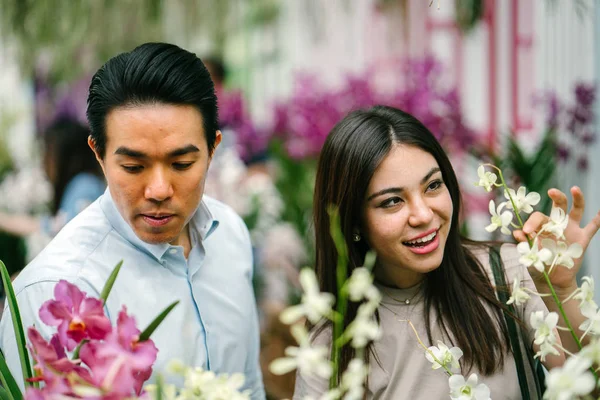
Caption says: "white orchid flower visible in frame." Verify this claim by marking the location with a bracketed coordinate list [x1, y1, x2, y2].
[355, 286, 382, 319]
[425, 341, 463, 373]
[347, 267, 375, 302]
[146, 362, 251, 400]
[269, 324, 332, 379]
[580, 337, 600, 365]
[448, 373, 491, 400]
[280, 268, 335, 324]
[579, 307, 600, 338]
[475, 165, 497, 192]
[503, 186, 541, 214]
[536, 341, 561, 362]
[531, 311, 560, 360]
[540, 238, 583, 269]
[506, 275, 531, 306]
[346, 312, 381, 349]
[541, 207, 569, 239]
[531, 311, 559, 345]
[340, 359, 369, 400]
[517, 239, 553, 273]
[572, 276, 598, 316]
[544, 356, 595, 400]
[485, 200, 513, 235]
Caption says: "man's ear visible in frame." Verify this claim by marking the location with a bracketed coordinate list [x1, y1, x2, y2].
[88, 136, 106, 175]
[209, 130, 222, 159]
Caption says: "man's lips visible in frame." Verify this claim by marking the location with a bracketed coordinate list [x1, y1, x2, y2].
[141, 213, 174, 218]
[140, 213, 175, 227]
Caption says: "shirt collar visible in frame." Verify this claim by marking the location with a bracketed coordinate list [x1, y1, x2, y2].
[99, 188, 219, 261]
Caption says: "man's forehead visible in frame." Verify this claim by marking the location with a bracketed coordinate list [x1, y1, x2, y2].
[104, 104, 208, 151]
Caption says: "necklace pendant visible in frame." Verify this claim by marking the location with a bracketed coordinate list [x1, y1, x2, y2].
[404, 299, 410, 305]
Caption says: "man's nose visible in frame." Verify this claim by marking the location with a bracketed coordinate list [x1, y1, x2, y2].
[144, 168, 173, 202]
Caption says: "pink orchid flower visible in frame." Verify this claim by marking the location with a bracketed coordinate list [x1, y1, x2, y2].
[27, 328, 79, 378]
[24, 379, 72, 400]
[39, 280, 112, 351]
[80, 306, 157, 397]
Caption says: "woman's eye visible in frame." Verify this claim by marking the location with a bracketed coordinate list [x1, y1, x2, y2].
[173, 162, 193, 171]
[427, 179, 443, 192]
[380, 197, 403, 208]
[122, 165, 143, 173]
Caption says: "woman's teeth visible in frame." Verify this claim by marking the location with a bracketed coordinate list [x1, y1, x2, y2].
[405, 231, 437, 246]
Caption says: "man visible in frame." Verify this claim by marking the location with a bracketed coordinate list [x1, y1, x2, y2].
[0, 42, 265, 399]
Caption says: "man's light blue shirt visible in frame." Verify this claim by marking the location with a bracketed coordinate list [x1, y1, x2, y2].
[0, 189, 265, 399]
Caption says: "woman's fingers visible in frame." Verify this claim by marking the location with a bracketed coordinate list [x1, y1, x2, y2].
[522, 211, 548, 236]
[567, 186, 585, 224]
[583, 209, 600, 240]
[548, 188, 569, 213]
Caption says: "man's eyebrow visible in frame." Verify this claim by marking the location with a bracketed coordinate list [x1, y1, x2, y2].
[167, 144, 200, 157]
[114, 144, 201, 158]
[366, 167, 441, 201]
[114, 147, 146, 158]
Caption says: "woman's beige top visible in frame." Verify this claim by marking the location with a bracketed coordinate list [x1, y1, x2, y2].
[293, 244, 547, 399]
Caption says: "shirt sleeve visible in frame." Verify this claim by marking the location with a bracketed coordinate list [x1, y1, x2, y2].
[238, 215, 266, 400]
[246, 305, 266, 400]
[500, 244, 549, 346]
[0, 279, 98, 390]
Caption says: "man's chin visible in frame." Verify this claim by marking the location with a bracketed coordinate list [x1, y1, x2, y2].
[135, 230, 179, 246]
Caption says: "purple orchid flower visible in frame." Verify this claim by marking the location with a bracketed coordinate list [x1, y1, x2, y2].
[79, 306, 158, 397]
[39, 280, 112, 351]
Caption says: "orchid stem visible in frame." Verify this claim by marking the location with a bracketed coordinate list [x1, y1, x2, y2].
[401, 319, 453, 376]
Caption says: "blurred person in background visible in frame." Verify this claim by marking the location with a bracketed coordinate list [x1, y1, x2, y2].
[0, 117, 105, 250]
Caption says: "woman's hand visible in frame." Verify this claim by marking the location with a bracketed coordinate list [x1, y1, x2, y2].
[513, 187, 600, 293]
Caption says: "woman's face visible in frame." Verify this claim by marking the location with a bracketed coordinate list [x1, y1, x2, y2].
[361, 144, 453, 288]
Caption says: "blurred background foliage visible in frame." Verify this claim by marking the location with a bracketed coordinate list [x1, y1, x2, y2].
[0, 0, 280, 82]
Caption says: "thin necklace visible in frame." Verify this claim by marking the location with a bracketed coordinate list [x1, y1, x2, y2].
[380, 301, 403, 317]
[381, 285, 422, 305]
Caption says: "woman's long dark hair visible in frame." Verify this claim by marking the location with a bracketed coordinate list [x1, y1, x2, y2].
[313, 105, 511, 383]
[43, 118, 103, 214]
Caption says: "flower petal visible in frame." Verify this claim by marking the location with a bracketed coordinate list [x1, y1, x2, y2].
[269, 358, 298, 375]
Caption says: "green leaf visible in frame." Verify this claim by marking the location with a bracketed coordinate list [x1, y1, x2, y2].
[0, 386, 12, 400]
[0, 261, 32, 388]
[155, 374, 164, 400]
[99, 260, 123, 303]
[72, 339, 89, 360]
[0, 350, 23, 400]
[138, 301, 179, 342]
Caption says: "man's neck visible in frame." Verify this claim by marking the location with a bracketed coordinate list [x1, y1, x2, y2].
[171, 225, 192, 258]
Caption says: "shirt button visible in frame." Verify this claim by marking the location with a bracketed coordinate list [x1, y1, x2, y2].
[169, 248, 178, 255]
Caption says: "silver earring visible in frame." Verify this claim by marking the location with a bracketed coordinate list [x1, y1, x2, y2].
[353, 233, 361, 242]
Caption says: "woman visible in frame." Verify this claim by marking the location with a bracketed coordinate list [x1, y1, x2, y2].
[294, 105, 599, 399]
[0, 117, 105, 248]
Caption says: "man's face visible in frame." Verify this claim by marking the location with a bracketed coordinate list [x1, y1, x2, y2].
[90, 104, 220, 247]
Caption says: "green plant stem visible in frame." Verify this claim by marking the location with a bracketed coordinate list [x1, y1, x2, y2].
[0, 261, 33, 388]
[541, 271, 597, 379]
[541, 278, 580, 350]
[404, 319, 453, 376]
[491, 166, 527, 229]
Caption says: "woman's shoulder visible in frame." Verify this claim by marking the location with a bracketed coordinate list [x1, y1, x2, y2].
[464, 242, 524, 283]
[66, 172, 105, 191]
